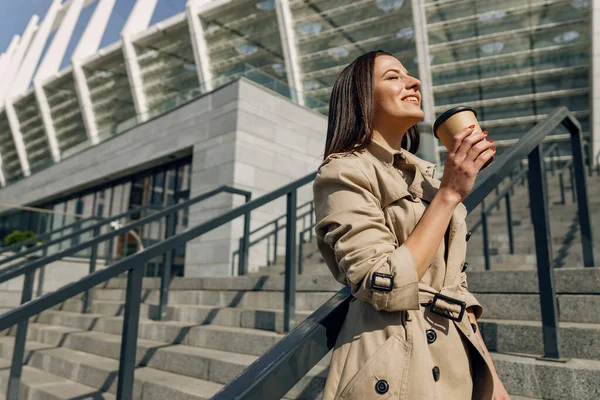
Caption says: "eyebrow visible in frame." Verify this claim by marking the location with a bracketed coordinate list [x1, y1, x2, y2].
[382, 68, 410, 77]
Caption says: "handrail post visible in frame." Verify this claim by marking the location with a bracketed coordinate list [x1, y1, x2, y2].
[568, 121, 595, 267]
[298, 231, 304, 275]
[83, 225, 101, 313]
[240, 193, 252, 275]
[6, 270, 34, 400]
[158, 213, 175, 320]
[284, 190, 297, 333]
[527, 145, 563, 361]
[116, 265, 144, 398]
[36, 245, 49, 298]
[558, 172, 566, 205]
[273, 219, 279, 266]
[505, 194, 514, 254]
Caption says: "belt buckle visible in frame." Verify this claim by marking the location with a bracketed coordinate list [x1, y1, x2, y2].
[430, 293, 466, 322]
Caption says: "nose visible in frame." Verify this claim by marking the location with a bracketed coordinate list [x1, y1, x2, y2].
[407, 75, 421, 91]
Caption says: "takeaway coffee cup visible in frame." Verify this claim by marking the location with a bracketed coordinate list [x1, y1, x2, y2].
[433, 106, 493, 170]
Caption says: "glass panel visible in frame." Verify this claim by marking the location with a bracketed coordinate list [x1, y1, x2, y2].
[136, 21, 201, 119]
[291, 0, 418, 111]
[84, 48, 137, 142]
[44, 72, 88, 157]
[202, 0, 287, 98]
[13, 92, 53, 174]
[429, 0, 592, 147]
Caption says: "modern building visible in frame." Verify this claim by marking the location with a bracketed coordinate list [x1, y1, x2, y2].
[0, 0, 597, 278]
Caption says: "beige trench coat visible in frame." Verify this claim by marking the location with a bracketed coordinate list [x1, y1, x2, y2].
[313, 140, 495, 400]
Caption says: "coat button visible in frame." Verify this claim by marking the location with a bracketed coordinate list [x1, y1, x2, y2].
[465, 231, 472, 241]
[375, 379, 389, 394]
[432, 366, 441, 382]
[461, 262, 469, 273]
[471, 323, 477, 333]
[426, 329, 437, 344]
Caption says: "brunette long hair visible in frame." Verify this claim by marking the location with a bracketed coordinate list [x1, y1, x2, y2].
[323, 50, 420, 159]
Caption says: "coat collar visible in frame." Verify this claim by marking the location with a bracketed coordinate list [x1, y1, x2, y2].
[366, 139, 437, 179]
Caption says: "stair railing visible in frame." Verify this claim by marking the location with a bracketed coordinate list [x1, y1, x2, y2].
[231, 201, 314, 270]
[467, 142, 569, 271]
[212, 107, 594, 399]
[0, 179, 298, 399]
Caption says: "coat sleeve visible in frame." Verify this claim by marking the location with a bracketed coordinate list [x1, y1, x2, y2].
[313, 157, 420, 312]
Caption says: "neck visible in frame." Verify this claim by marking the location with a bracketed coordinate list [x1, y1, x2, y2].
[372, 125, 407, 151]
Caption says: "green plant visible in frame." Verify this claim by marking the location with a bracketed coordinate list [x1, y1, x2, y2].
[3, 230, 38, 247]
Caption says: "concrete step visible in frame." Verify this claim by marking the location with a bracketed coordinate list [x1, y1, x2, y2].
[466, 268, 600, 294]
[53, 299, 314, 334]
[0, 332, 327, 400]
[0, 337, 224, 400]
[15, 312, 283, 357]
[479, 319, 600, 361]
[1, 326, 594, 399]
[492, 353, 600, 399]
[0, 358, 116, 399]
[2, 322, 330, 393]
[54, 290, 600, 327]
[476, 293, 599, 323]
[90, 288, 335, 310]
[95, 268, 600, 295]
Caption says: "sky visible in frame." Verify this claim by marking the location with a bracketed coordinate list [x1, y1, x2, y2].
[0, 0, 187, 70]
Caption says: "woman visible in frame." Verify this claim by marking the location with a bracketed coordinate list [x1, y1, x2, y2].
[313, 50, 510, 399]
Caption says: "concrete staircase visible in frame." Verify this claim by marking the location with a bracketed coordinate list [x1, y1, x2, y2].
[0, 171, 598, 399]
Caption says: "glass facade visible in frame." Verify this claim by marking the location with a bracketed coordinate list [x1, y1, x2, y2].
[135, 20, 202, 119]
[289, 0, 419, 114]
[0, 157, 192, 277]
[426, 0, 591, 160]
[201, 0, 289, 92]
[0, 0, 594, 185]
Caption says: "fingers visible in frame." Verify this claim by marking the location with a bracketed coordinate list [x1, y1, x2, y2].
[474, 146, 496, 169]
[454, 130, 487, 160]
[449, 125, 476, 154]
[466, 137, 493, 163]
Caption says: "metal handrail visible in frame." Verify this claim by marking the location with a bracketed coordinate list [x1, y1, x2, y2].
[232, 204, 314, 269]
[213, 107, 594, 399]
[0, 173, 308, 399]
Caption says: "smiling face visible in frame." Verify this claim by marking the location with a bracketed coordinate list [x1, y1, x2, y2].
[372, 55, 424, 130]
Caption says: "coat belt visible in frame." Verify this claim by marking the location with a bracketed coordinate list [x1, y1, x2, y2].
[418, 283, 472, 333]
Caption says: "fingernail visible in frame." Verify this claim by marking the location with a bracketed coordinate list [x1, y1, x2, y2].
[492, 147, 497, 151]
[483, 131, 488, 136]
[488, 140, 494, 144]
[468, 124, 475, 129]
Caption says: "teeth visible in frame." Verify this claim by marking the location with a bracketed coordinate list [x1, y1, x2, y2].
[403, 96, 418, 103]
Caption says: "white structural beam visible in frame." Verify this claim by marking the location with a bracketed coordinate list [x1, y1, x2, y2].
[10, 0, 62, 96]
[186, 0, 213, 92]
[34, 0, 86, 163]
[0, 156, 5, 187]
[275, 0, 304, 106]
[5, 102, 31, 177]
[35, 0, 85, 81]
[73, 0, 117, 145]
[121, 0, 159, 122]
[0, 18, 39, 103]
[411, 0, 439, 166]
[0, 35, 22, 102]
[592, 1, 600, 167]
